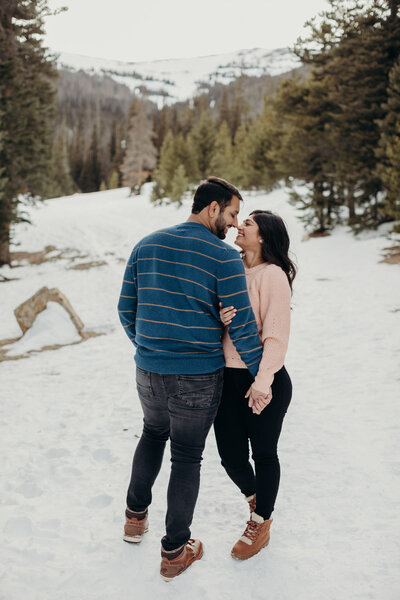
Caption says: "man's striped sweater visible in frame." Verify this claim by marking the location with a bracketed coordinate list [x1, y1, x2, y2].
[118, 221, 262, 377]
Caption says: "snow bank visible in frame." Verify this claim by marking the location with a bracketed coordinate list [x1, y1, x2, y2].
[0, 185, 399, 599]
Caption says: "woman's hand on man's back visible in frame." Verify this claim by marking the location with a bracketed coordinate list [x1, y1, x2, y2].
[219, 302, 237, 326]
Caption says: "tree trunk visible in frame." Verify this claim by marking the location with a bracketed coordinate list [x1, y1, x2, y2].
[372, 195, 378, 222]
[347, 188, 356, 220]
[0, 222, 11, 266]
[388, 0, 399, 20]
[326, 182, 335, 227]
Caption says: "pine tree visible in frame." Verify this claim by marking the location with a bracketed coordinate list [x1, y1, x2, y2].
[153, 105, 171, 151]
[80, 124, 102, 192]
[239, 102, 283, 191]
[217, 89, 231, 130]
[0, 0, 59, 265]
[110, 120, 118, 167]
[108, 169, 119, 189]
[377, 57, 400, 225]
[232, 123, 254, 188]
[174, 133, 198, 182]
[116, 118, 127, 187]
[190, 111, 217, 179]
[294, 0, 400, 230]
[179, 104, 196, 137]
[210, 121, 234, 181]
[68, 128, 85, 191]
[230, 76, 249, 139]
[273, 77, 340, 231]
[48, 123, 74, 197]
[230, 97, 284, 192]
[122, 98, 157, 194]
[169, 164, 189, 205]
[152, 130, 179, 200]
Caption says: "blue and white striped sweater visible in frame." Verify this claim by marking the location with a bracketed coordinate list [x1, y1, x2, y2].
[118, 222, 262, 377]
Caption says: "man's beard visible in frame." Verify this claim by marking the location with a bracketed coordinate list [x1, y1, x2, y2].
[213, 214, 228, 239]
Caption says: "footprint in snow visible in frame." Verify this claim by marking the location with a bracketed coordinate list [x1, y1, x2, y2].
[4, 516, 33, 537]
[88, 494, 113, 508]
[15, 482, 43, 498]
[92, 448, 115, 462]
[45, 448, 71, 459]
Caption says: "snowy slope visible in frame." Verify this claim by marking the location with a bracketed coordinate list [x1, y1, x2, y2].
[0, 185, 399, 599]
[58, 47, 300, 104]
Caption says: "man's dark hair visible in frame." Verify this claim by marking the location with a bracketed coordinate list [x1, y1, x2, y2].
[191, 176, 243, 214]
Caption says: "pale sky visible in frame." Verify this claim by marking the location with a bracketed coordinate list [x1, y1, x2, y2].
[44, 0, 329, 63]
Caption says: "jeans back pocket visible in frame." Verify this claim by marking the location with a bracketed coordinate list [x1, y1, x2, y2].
[177, 371, 222, 409]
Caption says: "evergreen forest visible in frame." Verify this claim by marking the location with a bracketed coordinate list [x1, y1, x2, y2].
[1, 0, 400, 266]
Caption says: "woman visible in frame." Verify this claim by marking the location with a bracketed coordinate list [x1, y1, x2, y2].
[214, 209, 296, 560]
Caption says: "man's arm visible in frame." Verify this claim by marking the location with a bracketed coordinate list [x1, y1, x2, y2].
[118, 248, 138, 346]
[217, 255, 262, 378]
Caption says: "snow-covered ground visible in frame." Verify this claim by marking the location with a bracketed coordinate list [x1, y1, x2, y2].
[58, 47, 300, 104]
[0, 185, 399, 599]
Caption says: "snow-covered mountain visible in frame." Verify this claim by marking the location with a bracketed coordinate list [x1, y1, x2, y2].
[57, 47, 300, 105]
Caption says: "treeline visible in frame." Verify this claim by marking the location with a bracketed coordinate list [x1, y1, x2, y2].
[53, 65, 304, 198]
[51, 69, 134, 196]
[1, 1, 400, 266]
[148, 0, 400, 233]
[120, 68, 308, 197]
[288, 0, 400, 232]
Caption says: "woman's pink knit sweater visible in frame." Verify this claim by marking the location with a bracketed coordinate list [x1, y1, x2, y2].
[222, 262, 291, 392]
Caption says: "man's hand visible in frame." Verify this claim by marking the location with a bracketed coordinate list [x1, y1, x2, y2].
[245, 385, 272, 415]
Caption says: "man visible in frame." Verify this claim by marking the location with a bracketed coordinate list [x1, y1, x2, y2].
[118, 176, 263, 581]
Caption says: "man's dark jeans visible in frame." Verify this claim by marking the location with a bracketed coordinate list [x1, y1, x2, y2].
[126, 366, 224, 551]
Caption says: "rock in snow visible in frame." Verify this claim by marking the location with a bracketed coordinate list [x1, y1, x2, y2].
[14, 286, 84, 335]
[5, 301, 82, 356]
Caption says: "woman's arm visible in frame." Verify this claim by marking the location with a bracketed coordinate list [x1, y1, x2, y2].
[219, 266, 291, 413]
[252, 265, 291, 393]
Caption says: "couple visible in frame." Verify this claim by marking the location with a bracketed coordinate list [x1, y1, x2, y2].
[118, 177, 296, 581]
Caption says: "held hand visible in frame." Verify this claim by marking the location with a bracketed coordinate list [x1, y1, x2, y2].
[245, 385, 272, 415]
[219, 301, 237, 326]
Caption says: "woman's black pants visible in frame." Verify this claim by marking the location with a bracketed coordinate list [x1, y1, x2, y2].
[213, 366, 292, 520]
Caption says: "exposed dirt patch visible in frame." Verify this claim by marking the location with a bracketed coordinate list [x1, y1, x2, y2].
[0, 330, 103, 362]
[10, 245, 58, 265]
[380, 246, 400, 265]
[9, 246, 109, 270]
[68, 260, 108, 271]
[11, 246, 92, 267]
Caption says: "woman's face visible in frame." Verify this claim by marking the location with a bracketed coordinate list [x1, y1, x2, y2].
[234, 216, 262, 251]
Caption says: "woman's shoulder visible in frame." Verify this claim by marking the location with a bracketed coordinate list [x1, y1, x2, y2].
[255, 263, 291, 293]
[257, 262, 287, 280]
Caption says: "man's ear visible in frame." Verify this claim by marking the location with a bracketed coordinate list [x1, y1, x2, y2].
[208, 201, 220, 217]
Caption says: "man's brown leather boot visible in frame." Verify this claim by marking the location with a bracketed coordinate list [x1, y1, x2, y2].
[123, 508, 148, 543]
[160, 539, 203, 581]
